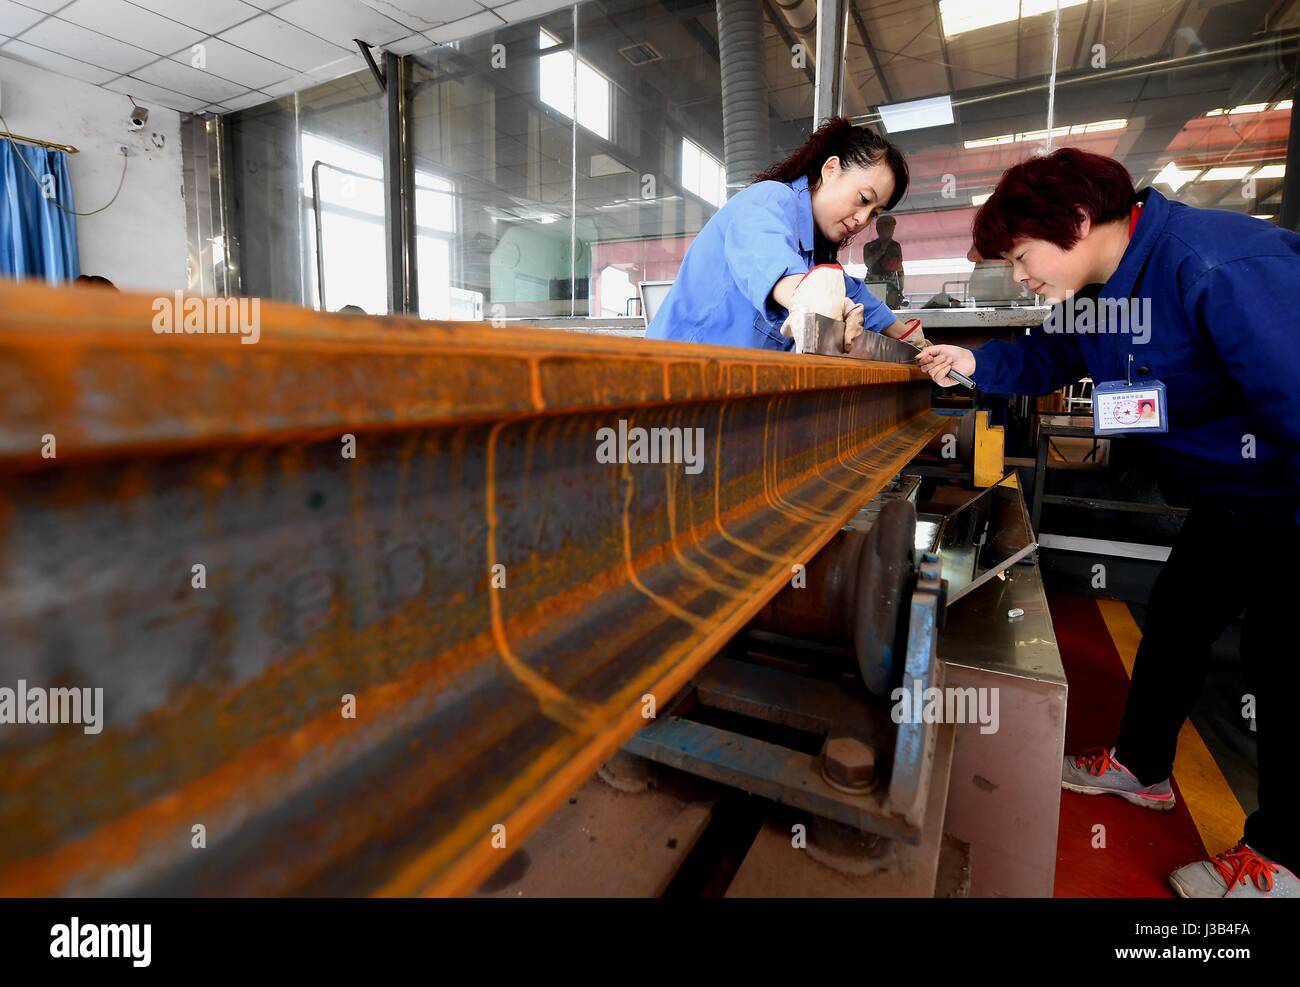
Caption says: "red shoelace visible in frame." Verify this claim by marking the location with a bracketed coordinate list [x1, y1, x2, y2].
[1074, 746, 1118, 777]
[1211, 844, 1278, 893]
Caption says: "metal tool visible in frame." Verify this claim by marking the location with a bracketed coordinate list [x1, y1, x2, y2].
[893, 334, 976, 389]
[938, 367, 977, 389]
[798, 311, 847, 356]
[808, 312, 976, 388]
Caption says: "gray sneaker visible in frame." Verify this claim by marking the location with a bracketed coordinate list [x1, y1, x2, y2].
[1169, 844, 1299, 898]
[1061, 746, 1176, 811]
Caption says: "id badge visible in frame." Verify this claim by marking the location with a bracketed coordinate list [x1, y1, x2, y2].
[1092, 379, 1168, 435]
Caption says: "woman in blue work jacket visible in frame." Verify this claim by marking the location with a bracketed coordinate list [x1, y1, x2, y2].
[647, 117, 926, 350]
[918, 147, 1300, 899]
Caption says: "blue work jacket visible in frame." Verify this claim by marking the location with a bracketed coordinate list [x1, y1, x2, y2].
[645, 175, 897, 350]
[971, 186, 1300, 520]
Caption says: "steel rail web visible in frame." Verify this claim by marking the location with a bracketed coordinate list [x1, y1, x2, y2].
[0, 282, 946, 897]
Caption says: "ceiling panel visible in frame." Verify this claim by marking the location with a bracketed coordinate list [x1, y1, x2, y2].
[493, 0, 574, 23]
[127, 0, 264, 36]
[0, 37, 117, 84]
[359, 0, 483, 31]
[56, 0, 206, 56]
[426, 10, 504, 43]
[170, 36, 296, 90]
[0, 1, 43, 36]
[102, 74, 209, 112]
[218, 11, 350, 72]
[276, 0, 410, 48]
[10, 1, 76, 12]
[131, 57, 250, 103]
[380, 32, 434, 55]
[18, 17, 158, 73]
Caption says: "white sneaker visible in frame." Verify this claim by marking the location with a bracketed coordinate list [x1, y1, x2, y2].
[1169, 844, 1298, 898]
[1061, 746, 1176, 811]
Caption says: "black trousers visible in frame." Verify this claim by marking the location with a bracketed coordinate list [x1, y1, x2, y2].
[1114, 502, 1299, 872]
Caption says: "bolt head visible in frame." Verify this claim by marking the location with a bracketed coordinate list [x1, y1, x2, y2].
[823, 736, 877, 790]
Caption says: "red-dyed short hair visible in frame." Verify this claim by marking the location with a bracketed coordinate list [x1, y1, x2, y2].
[972, 147, 1135, 259]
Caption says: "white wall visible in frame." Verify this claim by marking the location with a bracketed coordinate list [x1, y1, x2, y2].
[0, 55, 186, 292]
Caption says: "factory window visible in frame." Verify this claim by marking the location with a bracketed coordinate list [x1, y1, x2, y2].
[539, 28, 611, 140]
[405, 2, 814, 319]
[574, 0, 813, 319]
[223, 69, 390, 311]
[409, 11, 580, 320]
[300, 132, 389, 315]
[681, 139, 727, 209]
[597, 265, 635, 318]
[415, 175, 473, 321]
[301, 132, 461, 319]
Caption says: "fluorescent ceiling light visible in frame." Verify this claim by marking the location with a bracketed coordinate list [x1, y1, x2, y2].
[1251, 214, 1275, 220]
[1229, 103, 1269, 114]
[1275, 99, 1293, 111]
[971, 192, 991, 206]
[1200, 166, 1253, 181]
[940, 0, 1086, 38]
[1080, 119, 1127, 132]
[877, 95, 954, 133]
[964, 134, 1015, 148]
[1154, 161, 1200, 192]
[1253, 164, 1286, 179]
[963, 118, 1126, 149]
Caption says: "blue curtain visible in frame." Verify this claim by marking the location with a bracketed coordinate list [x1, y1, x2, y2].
[0, 138, 80, 282]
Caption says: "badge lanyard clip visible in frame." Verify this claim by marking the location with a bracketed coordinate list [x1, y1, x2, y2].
[1126, 354, 1133, 386]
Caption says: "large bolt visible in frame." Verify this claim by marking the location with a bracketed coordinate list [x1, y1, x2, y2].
[821, 736, 877, 793]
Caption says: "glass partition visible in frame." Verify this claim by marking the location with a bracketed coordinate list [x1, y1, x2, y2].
[572, 0, 816, 320]
[220, 1, 1297, 318]
[1048, 0, 1295, 225]
[408, 8, 578, 321]
[226, 69, 388, 313]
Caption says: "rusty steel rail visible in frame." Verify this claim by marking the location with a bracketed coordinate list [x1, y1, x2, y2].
[0, 281, 946, 897]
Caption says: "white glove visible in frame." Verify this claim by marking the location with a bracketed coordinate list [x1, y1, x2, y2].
[898, 318, 928, 349]
[843, 300, 865, 351]
[780, 265, 848, 353]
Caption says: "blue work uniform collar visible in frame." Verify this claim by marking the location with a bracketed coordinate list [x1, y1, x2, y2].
[1100, 185, 1168, 299]
[790, 174, 816, 254]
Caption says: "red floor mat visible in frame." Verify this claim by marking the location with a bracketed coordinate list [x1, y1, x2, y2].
[1047, 593, 1209, 898]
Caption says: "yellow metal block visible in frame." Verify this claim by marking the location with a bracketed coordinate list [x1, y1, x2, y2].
[974, 409, 1018, 488]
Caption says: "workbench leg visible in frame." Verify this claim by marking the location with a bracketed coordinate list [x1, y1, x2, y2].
[1031, 432, 1048, 535]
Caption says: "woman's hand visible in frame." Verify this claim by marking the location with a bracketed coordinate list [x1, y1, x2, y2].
[843, 300, 865, 349]
[779, 266, 848, 351]
[915, 344, 976, 387]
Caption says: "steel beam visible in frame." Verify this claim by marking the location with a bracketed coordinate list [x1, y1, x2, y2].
[0, 282, 945, 897]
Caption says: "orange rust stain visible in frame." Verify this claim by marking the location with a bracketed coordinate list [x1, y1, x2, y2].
[411, 414, 947, 896]
[528, 358, 544, 411]
[0, 620, 509, 895]
[764, 394, 841, 521]
[660, 459, 742, 598]
[0, 412, 945, 897]
[618, 458, 707, 629]
[483, 419, 601, 731]
[708, 402, 786, 565]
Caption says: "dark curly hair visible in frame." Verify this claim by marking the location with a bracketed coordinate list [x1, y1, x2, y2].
[753, 116, 910, 211]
